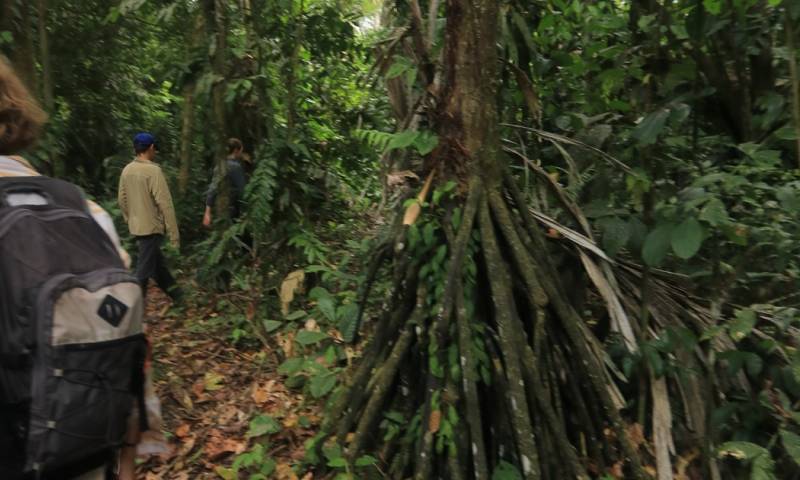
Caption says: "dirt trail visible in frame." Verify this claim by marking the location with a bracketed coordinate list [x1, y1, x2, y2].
[137, 288, 319, 479]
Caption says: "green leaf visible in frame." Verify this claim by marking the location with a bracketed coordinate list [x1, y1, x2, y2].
[285, 310, 307, 321]
[317, 296, 337, 322]
[247, 415, 281, 437]
[777, 187, 800, 212]
[338, 303, 359, 342]
[385, 56, 412, 79]
[746, 354, 763, 377]
[263, 320, 282, 333]
[309, 372, 337, 398]
[295, 330, 328, 346]
[775, 125, 799, 140]
[671, 218, 704, 259]
[327, 457, 348, 468]
[632, 109, 670, 146]
[643, 344, 665, 377]
[642, 224, 673, 266]
[492, 460, 523, 480]
[699, 198, 729, 226]
[730, 309, 757, 341]
[781, 429, 800, 466]
[601, 217, 630, 257]
[386, 131, 419, 151]
[718, 441, 769, 461]
[703, 0, 722, 15]
[414, 131, 439, 156]
[277, 357, 305, 375]
[215, 466, 236, 480]
[355, 455, 377, 467]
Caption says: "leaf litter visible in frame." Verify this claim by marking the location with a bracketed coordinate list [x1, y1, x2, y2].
[137, 288, 320, 479]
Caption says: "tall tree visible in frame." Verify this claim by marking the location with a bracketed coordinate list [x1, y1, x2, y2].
[203, 0, 230, 214]
[318, 0, 652, 478]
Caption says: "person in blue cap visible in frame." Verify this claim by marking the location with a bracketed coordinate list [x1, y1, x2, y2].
[118, 132, 182, 301]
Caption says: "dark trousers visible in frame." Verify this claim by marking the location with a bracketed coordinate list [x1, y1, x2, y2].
[135, 234, 176, 298]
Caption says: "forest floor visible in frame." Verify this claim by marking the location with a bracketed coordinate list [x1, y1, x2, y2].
[136, 286, 318, 480]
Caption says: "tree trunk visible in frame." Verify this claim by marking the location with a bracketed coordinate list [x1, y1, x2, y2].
[203, 0, 229, 214]
[786, 9, 800, 166]
[248, 0, 275, 141]
[285, 0, 305, 143]
[178, 82, 195, 195]
[37, 0, 52, 112]
[319, 0, 651, 478]
[37, 0, 59, 176]
[178, 11, 204, 195]
[11, 0, 36, 92]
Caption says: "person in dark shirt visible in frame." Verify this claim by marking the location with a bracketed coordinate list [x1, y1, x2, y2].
[203, 137, 248, 226]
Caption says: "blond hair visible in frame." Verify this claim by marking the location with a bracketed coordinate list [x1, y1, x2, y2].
[0, 55, 47, 155]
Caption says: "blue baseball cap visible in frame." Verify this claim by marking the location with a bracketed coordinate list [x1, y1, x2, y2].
[133, 132, 157, 151]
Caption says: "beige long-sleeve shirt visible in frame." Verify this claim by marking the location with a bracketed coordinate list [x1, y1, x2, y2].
[118, 158, 179, 246]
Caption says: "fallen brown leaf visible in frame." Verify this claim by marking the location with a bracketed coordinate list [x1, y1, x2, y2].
[252, 380, 274, 405]
[174, 423, 191, 438]
[276, 463, 299, 480]
[204, 429, 246, 461]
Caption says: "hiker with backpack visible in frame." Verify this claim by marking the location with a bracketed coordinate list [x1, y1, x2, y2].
[0, 56, 164, 480]
[202, 137, 249, 227]
[118, 133, 183, 301]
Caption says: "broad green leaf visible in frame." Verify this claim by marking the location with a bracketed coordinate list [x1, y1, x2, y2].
[643, 344, 665, 377]
[263, 320, 282, 333]
[338, 303, 359, 342]
[781, 429, 800, 466]
[277, 357, 305, 375]
[317, 296, 337, 322]
[247, 415, 281, 437]
[642, 224, 673, 266]
[323, 443, 344, 462]
[746, 354, 763, 377]
[285, 310, 307, 321]
[492, 460, 523, 480]
[328, 457, 348, 468]
[295, 330, 328, 346]
[414, 131, 439, 156]
[601, 217, 630, 257]
[671, 218, 704, 259]
[309, 372, 337, 398]
[632, 109, 670, 146]
[718, 441, 769, 460]
[730, 309, 757, 341]
[703, 0, 722, 14]
[386, 56, 412, 79]
[699, 198, 729, 226]
[777, 187, 800, 212]
[355, 455, 377, 467]
[775, 125, 799, 140]
[215, 466, 236, 480]
[309, 286, 332, 301]
[386, 130, 419, 151]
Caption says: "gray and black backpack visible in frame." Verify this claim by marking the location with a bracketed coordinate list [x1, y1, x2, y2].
[0, 175, 147, 479]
